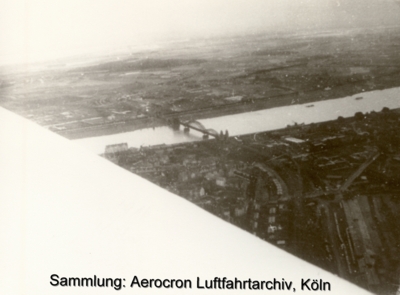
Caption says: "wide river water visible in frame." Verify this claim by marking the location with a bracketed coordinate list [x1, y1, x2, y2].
[76, 87, 400, 154]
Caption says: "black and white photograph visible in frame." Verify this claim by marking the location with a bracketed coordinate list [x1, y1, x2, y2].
[1, 1, 400, 294]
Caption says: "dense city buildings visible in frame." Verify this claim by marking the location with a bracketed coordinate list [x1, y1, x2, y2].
[2, 25, 400, 295]
[104, 109, 400, 294]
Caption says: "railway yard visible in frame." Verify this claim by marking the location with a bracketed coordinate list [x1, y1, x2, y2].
[104, 109, 400, 294]
[1, 25, 400, 295]
[1, 27, 400, 139]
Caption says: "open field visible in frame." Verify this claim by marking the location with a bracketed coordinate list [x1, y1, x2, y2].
[2, 25, 400, 294]
[1, 26, 400, 139]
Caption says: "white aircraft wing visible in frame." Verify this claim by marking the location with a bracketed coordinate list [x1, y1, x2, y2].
[0, 107, 372, 294]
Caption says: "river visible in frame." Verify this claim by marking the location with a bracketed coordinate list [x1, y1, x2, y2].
[76, 87, 400, 154]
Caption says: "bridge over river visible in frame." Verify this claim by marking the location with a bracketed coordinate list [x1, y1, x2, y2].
[170, 117, 229, 140]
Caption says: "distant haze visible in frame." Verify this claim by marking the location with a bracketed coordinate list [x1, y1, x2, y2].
[1, 0, 399, 65]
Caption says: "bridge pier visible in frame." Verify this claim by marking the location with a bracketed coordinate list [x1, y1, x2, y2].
[171, 118, 180, 131]
[184, 127, 190, 133]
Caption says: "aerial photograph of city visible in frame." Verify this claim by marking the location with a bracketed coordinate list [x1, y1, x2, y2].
[1, 0, 400, 294]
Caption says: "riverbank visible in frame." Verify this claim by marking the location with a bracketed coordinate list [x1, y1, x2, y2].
[75, 87, 400, 154]
[64, 83, 395, 140]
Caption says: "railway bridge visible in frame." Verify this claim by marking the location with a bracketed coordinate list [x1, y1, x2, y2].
[170, 117, 229, 140]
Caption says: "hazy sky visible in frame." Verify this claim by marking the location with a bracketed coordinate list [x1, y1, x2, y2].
[1, 0, 399, 65]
